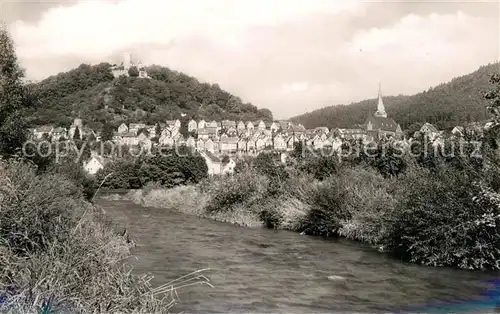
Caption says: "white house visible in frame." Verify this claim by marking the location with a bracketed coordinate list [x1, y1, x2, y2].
[117, 123, 128, 134]
[188, 120, 198, 132]
[256, 120, 266, 130]
[199, 151, 235, 175]
[237, 121, 246, 130]
[197, 119, 206, 129]
[83, 153, 106, 175]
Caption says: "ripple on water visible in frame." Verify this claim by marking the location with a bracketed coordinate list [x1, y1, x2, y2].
[98, 199, 499, 314]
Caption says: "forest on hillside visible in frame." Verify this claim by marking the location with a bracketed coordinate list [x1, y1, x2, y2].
[27, 63, 273, 130]
[291, 63, 499, 132]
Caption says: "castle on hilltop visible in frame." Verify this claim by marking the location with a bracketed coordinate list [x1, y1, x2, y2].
[111, 52, 149, 79]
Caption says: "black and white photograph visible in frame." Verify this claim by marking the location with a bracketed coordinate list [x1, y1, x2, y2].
[0, 0, 499, 313]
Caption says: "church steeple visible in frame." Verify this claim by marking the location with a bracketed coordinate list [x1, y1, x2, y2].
[374, 81, 387, 118]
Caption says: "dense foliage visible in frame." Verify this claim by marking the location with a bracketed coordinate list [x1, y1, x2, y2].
[291, 63, 498, 131]
[96, 147, 208, 189]
[28, 63, 273, 130]
[0, 26, 36, 157]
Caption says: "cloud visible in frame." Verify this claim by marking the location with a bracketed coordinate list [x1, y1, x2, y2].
[8, 0, 499, 119]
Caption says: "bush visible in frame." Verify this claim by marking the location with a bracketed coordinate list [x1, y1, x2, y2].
[382, 160, 500, 269]
[97, 149, 208, 189]
[300, 176, 350, 237]
[0, 160, 212, 312]
[204, 168, 269, 214]
[337, 166, 397, 244]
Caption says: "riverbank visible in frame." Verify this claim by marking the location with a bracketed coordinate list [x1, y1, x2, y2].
[0, 160, 211, 313]
[109, 147, 500, 271]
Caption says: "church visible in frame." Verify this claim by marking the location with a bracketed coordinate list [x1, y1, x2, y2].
[362, 83, 403, 140]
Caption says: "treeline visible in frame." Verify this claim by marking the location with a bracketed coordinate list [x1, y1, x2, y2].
[96, 147, 208, 189]
[291, 63, 498, 131]
[28, 63, 273, 130]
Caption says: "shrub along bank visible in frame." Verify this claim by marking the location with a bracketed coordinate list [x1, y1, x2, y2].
[134, 138, 500, 270]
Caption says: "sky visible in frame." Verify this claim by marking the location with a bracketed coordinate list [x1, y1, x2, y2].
[3, 0, 500, 119]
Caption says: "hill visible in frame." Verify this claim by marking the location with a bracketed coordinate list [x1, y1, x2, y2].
[290, 63, 499, 133]
[27, 63, 273, 130]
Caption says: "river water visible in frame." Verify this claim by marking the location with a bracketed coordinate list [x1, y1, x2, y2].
[98, 199, 499, 313]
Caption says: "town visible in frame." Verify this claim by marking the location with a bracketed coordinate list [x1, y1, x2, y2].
[29, 86, 480, 176]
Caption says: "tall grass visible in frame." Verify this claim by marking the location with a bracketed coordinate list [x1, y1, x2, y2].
[0, 160, 212, 312]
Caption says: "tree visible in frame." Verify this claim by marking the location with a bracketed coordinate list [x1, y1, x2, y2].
[0, 26, 34, 157]
[128, 66, 139, 77]
[73, 126, 81, 141]
[101, 123, 114, 142]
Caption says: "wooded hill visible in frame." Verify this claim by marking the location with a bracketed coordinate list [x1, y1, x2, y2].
[290, 63, 499, 133]
[27, 63, 273, 130]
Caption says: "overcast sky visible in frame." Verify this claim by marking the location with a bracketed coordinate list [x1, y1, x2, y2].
[3, 0, 499, 119]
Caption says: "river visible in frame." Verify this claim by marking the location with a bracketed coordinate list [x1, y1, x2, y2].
[98, 199, 499, 313]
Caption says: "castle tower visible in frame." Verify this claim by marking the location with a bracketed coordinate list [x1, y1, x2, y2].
[123, 52, 131, 71]
[374, 82, 387, 118]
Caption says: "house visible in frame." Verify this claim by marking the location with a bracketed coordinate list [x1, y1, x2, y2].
[237, 121, 246, 130]
[205, 138, 215, 152]
[226, 126, 238, 137]
[34, 125, 54, 139]
[200, 150, 221, 175]
[330, 137, 343, 152]
[255, 138, 266, 151]
[269, 122, 279, 133]
[313, 136, 325, 150]
[197, 120, 206, 129]
[146, 125, 156, 138]
[83, 153, 107, 175]
[188, 120, 198, 132]
[246, 121, 254, 130]
[314, 126, 329, 134]
[166, 120, 181, 129]
[221, 120, 236, 129]
[246, 139, 256, 152]
[159, 134, 174, 147]
[118, 123, 128, 134]
[186, 136, 196, 148]
[222, 158, 236, 174]
[121, 132, 139, 146]
[278, 121, 291, 131]
[129, 123, 146, 134]
[199, 151, 236, 175]
[237, 139, 247, 152]
[273, 134, 286, 151]
[196, 138, 205, 150]
[417, 122, 439, 140]
[220, 137, 239, 153]
[288, 124, 305, 135]
[335, 128, 366, 140]
[138, 132, 152, 151]
[451, 126, 464, 137]
[51, 127, 67, 141]
[206, 120, 218, 128]
[198, 127, 218, 140]
[256, 120, 266, 130]
[173, 133, 185, 146]
[286, 135, 300, 150]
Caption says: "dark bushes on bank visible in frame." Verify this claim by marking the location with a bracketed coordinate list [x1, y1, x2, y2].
[198, 142, 500, 270]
